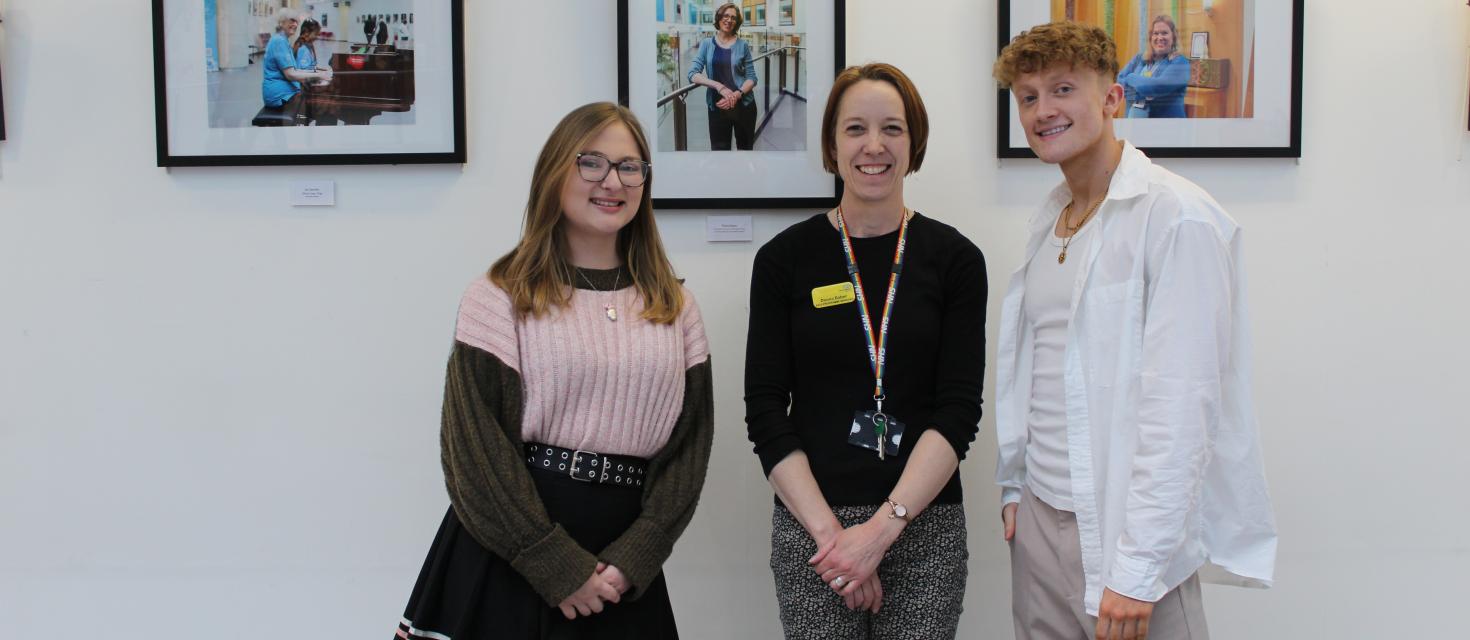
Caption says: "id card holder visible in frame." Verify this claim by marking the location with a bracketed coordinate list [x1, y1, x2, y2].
[848, 410, 905, 458]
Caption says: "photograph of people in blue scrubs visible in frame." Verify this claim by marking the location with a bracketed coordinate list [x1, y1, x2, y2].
[204, 0, 417, 128]
[1054, 0, 1254, 119]
[653, 0, 808, 151]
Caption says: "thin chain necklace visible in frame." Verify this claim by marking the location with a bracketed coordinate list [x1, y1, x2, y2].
[576, 268, 621, 322]
[1058, 193, 1106, 264]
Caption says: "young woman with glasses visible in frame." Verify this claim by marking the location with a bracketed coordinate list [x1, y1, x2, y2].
[394, 102, 713, 640]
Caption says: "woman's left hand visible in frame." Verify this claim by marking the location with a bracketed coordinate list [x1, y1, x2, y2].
[596, 562, 631, 594]
[842, 571, 884, 612]
[716, 93, 739, 110]
[809, 517, 903, 595]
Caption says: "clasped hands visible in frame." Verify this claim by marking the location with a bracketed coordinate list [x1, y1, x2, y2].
[808, 517, 903, 613]
[556, 562, 630, 620]
[715, 85, 741, 110]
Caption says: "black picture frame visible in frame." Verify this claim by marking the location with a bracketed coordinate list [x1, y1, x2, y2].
[1, 11, 6, 143]
[1, 53, 7, 143]
[997, 0, 1304, 159]
[152, 0, 465, 167]
[618, 0, 845, 210]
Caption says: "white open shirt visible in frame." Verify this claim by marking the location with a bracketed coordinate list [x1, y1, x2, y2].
[995, 143, 1277, 615]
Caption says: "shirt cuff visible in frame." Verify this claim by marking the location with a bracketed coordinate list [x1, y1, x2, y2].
[755, 433, 804, 477]
[1000, 486, 1022, 507]
[927, 408, 980, 460]
[1105, 551, 1169, 603]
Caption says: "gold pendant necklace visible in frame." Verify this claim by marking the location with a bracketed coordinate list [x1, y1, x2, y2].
[576, 268, 621, 321]
[1058, 193, 1106, 264]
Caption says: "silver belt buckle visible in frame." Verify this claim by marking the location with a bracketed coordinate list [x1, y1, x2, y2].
[569, 449, 597, 482]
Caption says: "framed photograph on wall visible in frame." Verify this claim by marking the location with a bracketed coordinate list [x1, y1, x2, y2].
[619, 0, 845, 209]
[997, 0, 1304, 158]
[152, 0, 465, 167]
[1190, 31, 1208, 59]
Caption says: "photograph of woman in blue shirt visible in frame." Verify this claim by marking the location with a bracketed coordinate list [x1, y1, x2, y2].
[292, 18, 337, 126]
[261, 10, 327, 115]
[1117, 15, 1191, 119]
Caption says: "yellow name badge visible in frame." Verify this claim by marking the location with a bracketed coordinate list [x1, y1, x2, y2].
[811, 282, 856, 309]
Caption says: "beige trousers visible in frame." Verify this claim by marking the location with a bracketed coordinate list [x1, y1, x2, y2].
[1010, 487, 1209, 640]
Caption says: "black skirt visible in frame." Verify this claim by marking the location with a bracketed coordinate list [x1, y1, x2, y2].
[397, 467, 679, 640]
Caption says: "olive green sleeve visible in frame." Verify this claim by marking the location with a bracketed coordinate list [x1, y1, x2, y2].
[596, 356, 715, 599]
[440, 342, 598, 606]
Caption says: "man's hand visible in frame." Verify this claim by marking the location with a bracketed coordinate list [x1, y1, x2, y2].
[1001, 502, 1018, 541]
[1095, 588, 1154, 640]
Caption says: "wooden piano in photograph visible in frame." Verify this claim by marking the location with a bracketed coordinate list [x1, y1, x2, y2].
[305, 47, 415, 125]
[1184, 58, 1230, 119]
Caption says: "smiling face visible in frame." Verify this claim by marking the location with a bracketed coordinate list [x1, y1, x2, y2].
[1012, 64, 1123, 167]
[716, 6, 739, 35]
[832, 80, 911, 204]
[558, 122, 646, 248]
[1150, 20, 1176, 57]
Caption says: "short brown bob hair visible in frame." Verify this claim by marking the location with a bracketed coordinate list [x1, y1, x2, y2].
[820, 63, 929, 175]
[714, 3, 743, 32]
[993, 21, 1119, 90]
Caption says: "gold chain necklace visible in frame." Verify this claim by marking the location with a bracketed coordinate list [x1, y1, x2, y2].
[1058, 194, 1106, 264]
[576, 268, 621, 321]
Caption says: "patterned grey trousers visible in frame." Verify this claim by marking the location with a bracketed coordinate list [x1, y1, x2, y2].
[770, 503, 968, 640]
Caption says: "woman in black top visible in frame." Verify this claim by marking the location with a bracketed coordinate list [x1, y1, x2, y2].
[744, 63, 987, 639]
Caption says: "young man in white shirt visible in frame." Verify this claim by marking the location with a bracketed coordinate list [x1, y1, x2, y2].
[991, 21, 1277, 640]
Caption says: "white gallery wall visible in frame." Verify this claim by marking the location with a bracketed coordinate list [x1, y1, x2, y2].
[2, 1, 1468, 638]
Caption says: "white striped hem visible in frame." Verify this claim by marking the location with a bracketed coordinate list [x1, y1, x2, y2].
[397, 618, 452, 640]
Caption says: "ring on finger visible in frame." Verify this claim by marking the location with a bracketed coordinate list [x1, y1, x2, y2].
[833, 575, 846, 588]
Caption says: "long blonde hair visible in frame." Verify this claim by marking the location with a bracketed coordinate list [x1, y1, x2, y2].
[489, 102, 684, 324]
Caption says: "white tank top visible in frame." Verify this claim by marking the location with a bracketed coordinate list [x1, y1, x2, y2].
[1021, 218, 1096, 511]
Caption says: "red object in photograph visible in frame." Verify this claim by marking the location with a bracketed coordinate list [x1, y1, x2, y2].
[346, 55, 366, 69]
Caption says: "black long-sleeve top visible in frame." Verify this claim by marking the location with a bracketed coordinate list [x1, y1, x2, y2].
[744, 212, 988, 506]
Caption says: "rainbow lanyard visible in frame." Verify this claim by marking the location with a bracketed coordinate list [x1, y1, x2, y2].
[834, 207, 911, 415]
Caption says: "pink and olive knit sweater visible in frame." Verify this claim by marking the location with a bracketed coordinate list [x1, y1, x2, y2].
[457, 272, 709, 457]
[439, 267, 714, 607]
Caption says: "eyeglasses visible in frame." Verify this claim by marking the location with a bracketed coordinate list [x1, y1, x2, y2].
[719, 14, 737, 22]
[575, 153, 651, 188]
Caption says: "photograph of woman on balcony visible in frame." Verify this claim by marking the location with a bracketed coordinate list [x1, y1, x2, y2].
[654, 0, 809, 152]
[1052, 0, 1254, 119]
[688, 3, 757, 150]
